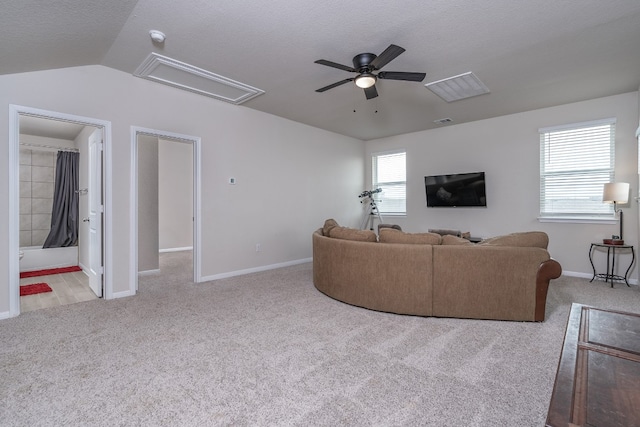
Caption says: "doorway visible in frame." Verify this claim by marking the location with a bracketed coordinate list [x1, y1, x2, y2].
[130, 127, 201, 290]
[8, 105, 113, 317]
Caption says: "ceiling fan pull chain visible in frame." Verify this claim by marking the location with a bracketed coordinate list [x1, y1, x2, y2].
[353, 84, 357, 112]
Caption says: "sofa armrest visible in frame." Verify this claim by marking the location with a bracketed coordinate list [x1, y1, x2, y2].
[535, 258, 562, 321]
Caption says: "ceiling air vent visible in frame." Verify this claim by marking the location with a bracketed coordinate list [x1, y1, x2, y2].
[425, 72, 489, 102]
[434, 118, 453, 125]
[134, 53, 264, 105]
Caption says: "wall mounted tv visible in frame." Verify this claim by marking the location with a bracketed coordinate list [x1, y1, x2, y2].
[425, 172, 487, 207]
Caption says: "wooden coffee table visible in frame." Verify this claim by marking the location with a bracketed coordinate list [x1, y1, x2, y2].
[546, 303, 640, 426]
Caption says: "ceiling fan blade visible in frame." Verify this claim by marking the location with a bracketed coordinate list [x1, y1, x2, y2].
[314, 59, 356, 72]
[364, 85, 378, 100]
[378, 71, 426, 82]
[316, 78, 354, 93]
[369, 44, 405, 70]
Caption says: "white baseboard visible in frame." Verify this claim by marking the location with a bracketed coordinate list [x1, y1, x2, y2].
[562, 270, 638, 285]
[159, 247, 193, 253]
[0, 310, 17, 320]
[200, 257, 312, 282]
[561, 270, 592, 279]
[78, 262, 90, 277]
[110, 289, 136, 299]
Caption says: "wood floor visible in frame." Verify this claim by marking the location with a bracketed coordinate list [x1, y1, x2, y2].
[20, 269, 98, 313]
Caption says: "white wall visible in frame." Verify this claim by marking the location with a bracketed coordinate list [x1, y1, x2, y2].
[0, 65, 364, 316]
[158, 138, 193, 251]
[366, 91, 639, 282]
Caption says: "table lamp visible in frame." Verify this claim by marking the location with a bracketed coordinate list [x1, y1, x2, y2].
[602, 182, 629, 244]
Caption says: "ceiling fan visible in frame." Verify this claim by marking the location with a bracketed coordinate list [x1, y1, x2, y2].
[314, 44, 426, 100]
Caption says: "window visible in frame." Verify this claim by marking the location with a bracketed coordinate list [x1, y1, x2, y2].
[539, 118, 616, 219]
[372, 150, 406, 215]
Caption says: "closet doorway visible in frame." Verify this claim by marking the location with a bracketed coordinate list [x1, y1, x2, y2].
[131, 127, 201, 290]
[8, 105, 113, 316]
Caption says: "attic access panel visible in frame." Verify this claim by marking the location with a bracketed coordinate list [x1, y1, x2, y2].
[134, 53, 264, 105]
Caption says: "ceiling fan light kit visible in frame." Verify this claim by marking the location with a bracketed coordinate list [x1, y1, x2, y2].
[315, 44, 426, 100]
[355, 73, 376, 89]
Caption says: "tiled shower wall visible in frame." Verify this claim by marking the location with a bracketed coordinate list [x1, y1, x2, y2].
[20, 149, 56, 247]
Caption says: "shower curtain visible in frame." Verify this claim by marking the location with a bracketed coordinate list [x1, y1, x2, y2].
[43, 151, 79, 248]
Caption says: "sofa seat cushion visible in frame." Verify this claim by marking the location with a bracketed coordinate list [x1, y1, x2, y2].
[379, 228, 441, 245]
[329, 226, 378, 242]
[479, 231, 549, 249]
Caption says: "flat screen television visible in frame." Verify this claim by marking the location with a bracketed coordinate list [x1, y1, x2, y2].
[425, 172, 486, 207]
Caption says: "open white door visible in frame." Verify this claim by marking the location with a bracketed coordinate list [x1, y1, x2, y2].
[88, 130, 103, 297]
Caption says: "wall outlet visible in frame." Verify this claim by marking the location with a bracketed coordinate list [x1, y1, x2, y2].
[229, 177, 236, 185]
[255, 243, 261, 252]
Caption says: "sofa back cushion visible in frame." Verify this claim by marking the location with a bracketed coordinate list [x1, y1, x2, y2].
[479, 231, 549, 249]
[329, 226, 378, 242]
[379, 228, 441, 245]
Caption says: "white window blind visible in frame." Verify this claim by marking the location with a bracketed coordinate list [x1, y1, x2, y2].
[539, 118, 616, 218]
[372, 150, 406, 214]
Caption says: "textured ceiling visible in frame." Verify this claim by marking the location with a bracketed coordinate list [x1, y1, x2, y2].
[2, 0, 640, 140]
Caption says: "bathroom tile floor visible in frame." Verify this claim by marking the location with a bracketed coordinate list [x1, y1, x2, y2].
[20, 270, 98, 313]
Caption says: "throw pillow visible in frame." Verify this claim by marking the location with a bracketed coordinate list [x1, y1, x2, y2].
[428, 228, 462, 237]
[378, 228, 441, 245]
[479, 232, 548, 249]
[441, 234, 474, 245]
[322, 218, 339, 236]
[378, 223, 403, 233]
[329, 226, 378, 242]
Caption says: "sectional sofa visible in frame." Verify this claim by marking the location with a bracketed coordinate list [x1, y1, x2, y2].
[312, 220, 562, 321]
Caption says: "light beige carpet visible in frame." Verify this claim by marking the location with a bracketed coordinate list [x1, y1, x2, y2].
[1, 251, 639, 426]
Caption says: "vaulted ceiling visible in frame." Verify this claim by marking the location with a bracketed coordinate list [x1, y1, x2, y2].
[3, 0, 640, 140]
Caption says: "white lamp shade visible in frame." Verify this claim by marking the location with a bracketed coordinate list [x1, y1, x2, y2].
[602, 182, 629, 203]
